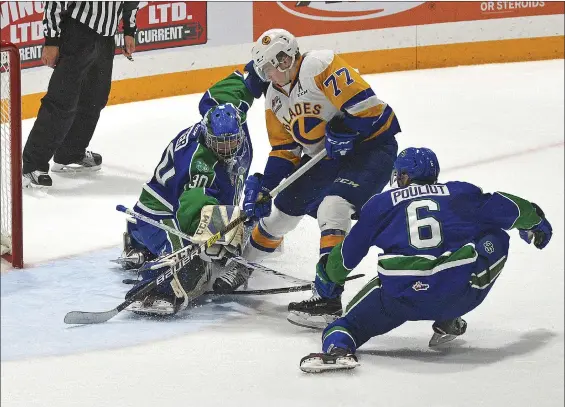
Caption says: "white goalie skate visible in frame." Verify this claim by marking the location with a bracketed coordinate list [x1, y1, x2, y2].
[127, 294, 178, 316]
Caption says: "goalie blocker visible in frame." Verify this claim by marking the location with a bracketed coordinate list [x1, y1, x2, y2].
[125, 205, 251, 316]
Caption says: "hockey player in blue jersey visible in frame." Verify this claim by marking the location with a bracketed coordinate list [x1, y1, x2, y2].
[299, 147, 553, 373]
[118, 103, 254, 316]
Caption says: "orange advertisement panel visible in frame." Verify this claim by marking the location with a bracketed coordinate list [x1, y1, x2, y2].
[253, 1, 565, 39]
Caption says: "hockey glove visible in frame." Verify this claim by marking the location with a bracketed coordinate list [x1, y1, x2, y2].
[314, 258, 344, 299]
[324, 117, 359, 160]
[243, 60, 269, 99]
[519, 203, 552, 249]
[243, 173, 272, 221]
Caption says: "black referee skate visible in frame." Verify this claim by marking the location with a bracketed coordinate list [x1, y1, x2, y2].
[51, 151, 102, 172]
[287, 295, 343, 329]
[300, 347, 359, 373]
[22, 170, 52, 188]
[429, 317, 468, 347]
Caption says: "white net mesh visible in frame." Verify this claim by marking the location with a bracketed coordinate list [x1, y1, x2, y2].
[1, 49, 13, 256]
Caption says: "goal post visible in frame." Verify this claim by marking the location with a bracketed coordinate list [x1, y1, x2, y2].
[1, 41, 23, 269]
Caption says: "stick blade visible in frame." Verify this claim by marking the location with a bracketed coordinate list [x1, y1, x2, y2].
[64, 309, 119, 325]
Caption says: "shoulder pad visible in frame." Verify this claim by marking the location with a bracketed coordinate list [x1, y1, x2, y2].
[300, 50, 335, 78]
[445, 181, 483, 194]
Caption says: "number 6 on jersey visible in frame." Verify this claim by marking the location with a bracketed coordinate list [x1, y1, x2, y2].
[406, 199, 443, 249]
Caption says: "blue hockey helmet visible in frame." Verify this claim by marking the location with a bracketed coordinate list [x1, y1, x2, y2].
[392, 147, 440, 187]
[202, 103, 245, 162]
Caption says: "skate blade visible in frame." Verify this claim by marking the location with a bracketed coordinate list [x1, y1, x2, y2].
[429, 332, 458, 347]
[287, 311, 338, 330]
[22, 179, 51, 190]
[300, 356, 359, 373]
[51, 163, 101, 173]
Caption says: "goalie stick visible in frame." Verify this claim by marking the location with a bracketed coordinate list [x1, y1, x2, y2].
[208, 272, 364, 296]
[65, 150, 328, 325]
[114, 206, 343, 286]
[122, 271, 365, 294]
[115, 206, 367, 288]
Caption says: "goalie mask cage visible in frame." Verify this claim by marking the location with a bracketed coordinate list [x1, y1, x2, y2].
[1, 41, 23, 268]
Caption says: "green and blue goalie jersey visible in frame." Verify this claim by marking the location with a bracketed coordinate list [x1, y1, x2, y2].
[134, 123, 251, 237]
[132, 63, 265, 249]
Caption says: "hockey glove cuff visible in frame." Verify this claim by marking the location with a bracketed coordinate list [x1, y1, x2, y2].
[324, 117, 360, 159]
[314, 260, 344, 299]
[243, 173, 272, 221]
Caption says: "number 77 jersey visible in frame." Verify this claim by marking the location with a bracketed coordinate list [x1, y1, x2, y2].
[264, 50, 397, 160]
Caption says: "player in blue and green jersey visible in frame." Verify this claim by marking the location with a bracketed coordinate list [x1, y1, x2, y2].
[120, 104, 254, 316]
[299, 147, 553, 373]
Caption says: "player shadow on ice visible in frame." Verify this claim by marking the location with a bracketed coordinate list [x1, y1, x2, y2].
[357, 329, 557, 372]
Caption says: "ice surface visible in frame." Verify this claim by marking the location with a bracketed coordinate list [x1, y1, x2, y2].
[1, 60, 563, 407]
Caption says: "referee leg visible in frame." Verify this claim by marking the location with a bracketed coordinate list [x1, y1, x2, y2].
[22, 18, 98, 173]
[55, 35, 115, 163]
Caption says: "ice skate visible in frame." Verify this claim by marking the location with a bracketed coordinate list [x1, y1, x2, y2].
[213, 262, 251, 294]
[51, 151, 102, 172]
[429, 317, 467, 347]
[23, 170, 52, 188]
[287, 294, 342, 329]
[113, 232, 155, 270]
[300, 347, 359, 373]
[127, 293, 179, 316]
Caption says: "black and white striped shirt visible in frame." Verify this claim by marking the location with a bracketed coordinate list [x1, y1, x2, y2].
[43, 1, 139, 46]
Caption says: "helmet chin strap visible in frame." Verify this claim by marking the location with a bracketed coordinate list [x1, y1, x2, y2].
[279, 55, 297, 86]
[282, 70, 292, 86]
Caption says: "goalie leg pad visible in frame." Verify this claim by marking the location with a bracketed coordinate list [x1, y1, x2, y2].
[125, 257, 211, 316]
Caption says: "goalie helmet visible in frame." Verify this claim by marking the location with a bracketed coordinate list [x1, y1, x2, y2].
[252, 28, 299, 83]
[391, 147, 440, 187]
[202, 104, 245, 163]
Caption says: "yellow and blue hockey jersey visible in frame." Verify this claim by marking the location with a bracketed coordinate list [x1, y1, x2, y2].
[262, 50, 400, 190]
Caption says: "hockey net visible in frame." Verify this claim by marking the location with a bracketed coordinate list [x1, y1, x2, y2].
[1, 41, 23, 268]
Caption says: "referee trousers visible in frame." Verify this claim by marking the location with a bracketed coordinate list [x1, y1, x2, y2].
[23, 17, 115, 173]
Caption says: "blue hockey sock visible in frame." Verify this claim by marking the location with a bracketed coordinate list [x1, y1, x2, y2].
[322, 325, 357, 354]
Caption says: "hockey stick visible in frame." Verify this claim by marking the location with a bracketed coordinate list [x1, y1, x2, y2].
[115, 148, 328, 246]
[115, 206, 349, 286]
[64, 212, 247, 325]
[122, 272, 365, 295]
[65, 150, 327, 325]
[217, 271, 364, 295]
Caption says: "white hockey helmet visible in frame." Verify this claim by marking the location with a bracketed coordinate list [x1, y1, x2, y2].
[252, 28, 299, 82]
